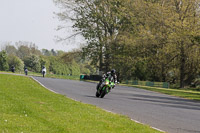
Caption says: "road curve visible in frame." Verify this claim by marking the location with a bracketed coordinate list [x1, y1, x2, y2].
[33, 77, 200, 133]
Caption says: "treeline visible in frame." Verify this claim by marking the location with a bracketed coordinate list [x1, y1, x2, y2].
[54, 0, 200, 88]
[0, 41, 96, 75]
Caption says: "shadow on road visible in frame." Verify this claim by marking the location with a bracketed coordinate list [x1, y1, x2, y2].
[84, 95, 111, 99]
[125, 93, 200, 111]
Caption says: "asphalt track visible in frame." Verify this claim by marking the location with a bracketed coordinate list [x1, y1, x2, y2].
[33, 76, 200, 133]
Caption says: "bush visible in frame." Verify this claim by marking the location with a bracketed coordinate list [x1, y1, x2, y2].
[24, 55, 41, 72]
[8, 55, 24, 72]
[70, 61, 80, 76]
[191, 78, 200, 88]
[0, 50, 9, 71]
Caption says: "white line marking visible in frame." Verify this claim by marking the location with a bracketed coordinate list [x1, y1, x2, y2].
[131, 119, 165, 132]
[31, 76, 58, 94]
[151, 127, 166, 132]
[131, 119, 143, 124]
[103, 109, 117, 114]
[103, 110, 165, 132]
[31, 77, 81, 103]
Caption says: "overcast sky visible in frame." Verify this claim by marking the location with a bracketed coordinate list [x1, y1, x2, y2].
[0, 0, 82, 51]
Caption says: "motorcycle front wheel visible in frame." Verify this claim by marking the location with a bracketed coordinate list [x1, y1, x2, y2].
[100, 87, 107, 98]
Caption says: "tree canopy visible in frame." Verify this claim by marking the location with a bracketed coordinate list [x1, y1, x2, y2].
[54, 0, 200, 88]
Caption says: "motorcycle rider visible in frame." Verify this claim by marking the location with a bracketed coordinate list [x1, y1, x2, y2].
[42, 66, 46, 77]
[24, 66, 28, 75]
[11, 65, 15, 73]
[96, 69, 118, 91]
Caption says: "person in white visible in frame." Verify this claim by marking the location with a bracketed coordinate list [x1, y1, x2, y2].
[42, 66, 46, 77]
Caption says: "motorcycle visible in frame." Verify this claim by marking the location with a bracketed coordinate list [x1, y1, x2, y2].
[42, 71, 45, 77]
[96, 78, 115, 98]
[42, 67, 46, 78]
[24, 69, 28, 75]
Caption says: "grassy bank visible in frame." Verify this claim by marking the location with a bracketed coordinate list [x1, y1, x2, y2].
[0, 71, 80, 80]
[0, 74, 161, 133]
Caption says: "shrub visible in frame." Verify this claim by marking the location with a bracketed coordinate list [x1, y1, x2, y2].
[0, 50, 9, 71]
[8, 55, 24, 72]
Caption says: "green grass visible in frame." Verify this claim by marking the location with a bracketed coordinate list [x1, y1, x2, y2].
[0, 71, 80, 80]
[0, 74, 161, 133]
[45, 74, 80, 80]
[22, 71, 80, 80]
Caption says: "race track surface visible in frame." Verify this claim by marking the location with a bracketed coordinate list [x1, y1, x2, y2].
[33, 77, 200, 133]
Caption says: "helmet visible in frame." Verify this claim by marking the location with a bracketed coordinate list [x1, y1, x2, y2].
[111, 69, 116, 74]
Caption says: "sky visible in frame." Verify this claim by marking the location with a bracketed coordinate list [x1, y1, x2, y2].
[0, 0, 83, 52]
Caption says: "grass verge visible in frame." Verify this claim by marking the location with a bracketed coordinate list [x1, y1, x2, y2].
[23, 71, 80, 80]
[0, 74, 161, 133]
[0, 71, 80, 80]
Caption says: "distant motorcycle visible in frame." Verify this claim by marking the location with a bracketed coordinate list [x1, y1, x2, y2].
[96, 78, 115, 98]
[42, 70, 45, 77]
[24, 68, 28, 75]
[11, 66, 15, 73]
[42, 67, 46, 78]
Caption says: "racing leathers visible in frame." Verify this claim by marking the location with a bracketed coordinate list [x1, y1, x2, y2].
[96, 71, 117, 91]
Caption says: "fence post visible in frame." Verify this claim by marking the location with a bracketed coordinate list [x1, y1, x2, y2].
[146, 82, 154, 87]
[80, 75, 84, 80]
[132, 80, 138, 85]
[163, 82, 169, 88]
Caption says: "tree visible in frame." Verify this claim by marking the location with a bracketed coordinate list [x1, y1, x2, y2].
[130, 0, 174, 81]
[0, 50, 9, 71]
[70, 60, 80, 76]
[40, 56, 50, 72]
[51, 49, 57, 56]
[61, 50, 81, 63]
[16, 44, 30, 59]
[16, 41, 41, 59]
[54, 0, 200, 88]
[3, 44, 17, 56]
[61, 50, 96, 75]
[24, 55, 41, 72]
[48, 56, 71, 75]
[29, 43, 42, 56]
[168, 0, 200, 88]
[129, 0, 200, 87]
[54, 0, 131, 72]
[147, 0, 200, 87]
[42, 49, 52, 56]
[56, 50, 65, 56]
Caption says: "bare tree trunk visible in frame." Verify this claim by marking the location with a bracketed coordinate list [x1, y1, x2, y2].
[99, 43, 103, 72]
[180, 42, 185, 88]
